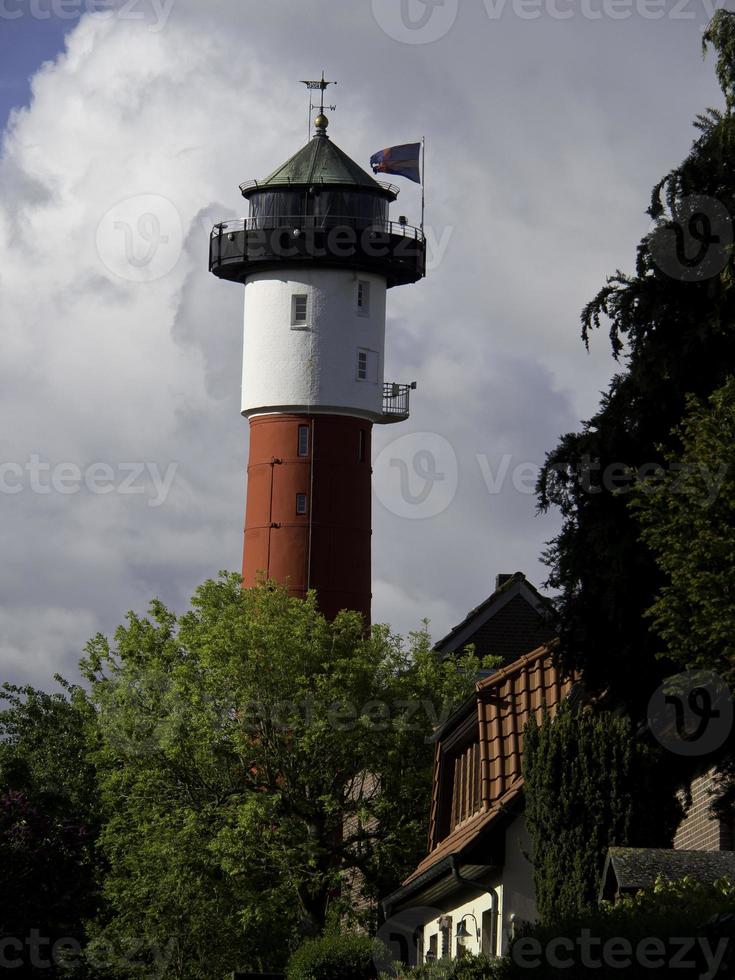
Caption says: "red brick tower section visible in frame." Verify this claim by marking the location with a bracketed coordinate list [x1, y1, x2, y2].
[243, 414, 372, 622]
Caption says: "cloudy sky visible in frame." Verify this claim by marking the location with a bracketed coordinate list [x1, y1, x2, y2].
[0, 0, 725, 688]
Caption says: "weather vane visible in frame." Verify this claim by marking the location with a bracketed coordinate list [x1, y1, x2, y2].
[301, 71, 337, 138]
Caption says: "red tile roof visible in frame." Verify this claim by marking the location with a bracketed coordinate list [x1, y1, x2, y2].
[403, 643, 574, 886]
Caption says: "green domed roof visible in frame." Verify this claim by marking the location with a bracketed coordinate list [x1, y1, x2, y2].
[242, 129, 396, 198]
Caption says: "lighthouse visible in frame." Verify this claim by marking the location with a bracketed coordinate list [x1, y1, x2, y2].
[209, 90, 425, 622]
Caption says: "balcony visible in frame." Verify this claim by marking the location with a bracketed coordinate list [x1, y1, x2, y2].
[381, 382, 416, 423]
[209, 216, 426, 289]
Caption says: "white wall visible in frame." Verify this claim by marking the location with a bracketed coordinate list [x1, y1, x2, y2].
[500, 813, 538, 950]
[419, 814, 538, 963]
[241, 268, 388, 419]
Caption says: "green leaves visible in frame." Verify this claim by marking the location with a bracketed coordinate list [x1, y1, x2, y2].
[538, 15, 735, 716]
[83, 576, 479, 974]
[523, 704, 683, 924]
[631, 377, 735, 690]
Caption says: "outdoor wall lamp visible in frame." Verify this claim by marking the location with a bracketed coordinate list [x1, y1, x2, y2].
[456, 913, 480, 942]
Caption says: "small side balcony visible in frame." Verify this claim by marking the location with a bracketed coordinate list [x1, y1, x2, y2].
[380, 382, 416, 424]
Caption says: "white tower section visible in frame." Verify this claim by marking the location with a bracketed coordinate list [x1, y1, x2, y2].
[242, 268, 388, 421]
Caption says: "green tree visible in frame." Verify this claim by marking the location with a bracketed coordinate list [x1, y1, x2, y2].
[630, 376, 735, 822]
[631, 377, 735, 690]
[0, 682, 101, 977]
[522, 703, 683, 922]
[536, 10, 735, 715]
[82, 575, 480, 977]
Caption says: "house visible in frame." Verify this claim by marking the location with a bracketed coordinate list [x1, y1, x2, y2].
[674, 766, 734, 852]
[435, 572, 556, 666]
[382, 642, 575, 964]
[599, 847, 735, 903]
[345, 573, 557, 926]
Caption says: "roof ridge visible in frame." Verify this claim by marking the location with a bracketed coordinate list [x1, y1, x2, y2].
[476, 640, 559, 693]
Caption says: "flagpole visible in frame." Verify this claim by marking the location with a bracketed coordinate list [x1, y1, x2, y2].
[421, 136, 426, 234]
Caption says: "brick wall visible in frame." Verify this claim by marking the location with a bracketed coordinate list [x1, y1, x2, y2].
[674, 768, 732, 851]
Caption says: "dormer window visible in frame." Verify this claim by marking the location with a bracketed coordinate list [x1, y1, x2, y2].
[450, 741, 481, 831]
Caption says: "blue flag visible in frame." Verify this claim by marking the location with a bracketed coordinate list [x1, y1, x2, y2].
[370, 143, 422, 183]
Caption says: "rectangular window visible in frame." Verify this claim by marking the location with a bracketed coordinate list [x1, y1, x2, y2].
[295, 492, 308, 515]
[451, 741, 481, 831]
[298, 425, 309, 457]
[357, 350, 368, 381]
[356, 280, 370, 316]
[292, 293, 308, 326]
[427, 934, 438, 963]
[358, 429, 367, 463]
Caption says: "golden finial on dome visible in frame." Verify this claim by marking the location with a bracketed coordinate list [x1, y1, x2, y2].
[314, 113, 329, 131]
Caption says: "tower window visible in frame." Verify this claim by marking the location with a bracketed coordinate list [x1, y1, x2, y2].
[295, 492, 308, 515]
[356, 348, 378, 383]
[292, 294, 308, 326]
[298, 425, 309, 457]
[356, 280, 370, 316]
[358, 429, 366, 463]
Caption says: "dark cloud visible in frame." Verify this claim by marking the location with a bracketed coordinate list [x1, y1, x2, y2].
[0, 0, 723, 687]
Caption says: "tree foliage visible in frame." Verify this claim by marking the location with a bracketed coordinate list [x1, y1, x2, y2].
[537, 11, 735, 714]
[631, 377, 735, 689]
[630, 377, 735, 824]
[80, 575, 481, 977]
[286, 932, 389, 980]
[0, 682, 101, 977]
[522, 703, 683, 923]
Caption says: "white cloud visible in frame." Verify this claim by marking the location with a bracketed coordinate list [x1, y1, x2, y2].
[0, 0, 723, 683]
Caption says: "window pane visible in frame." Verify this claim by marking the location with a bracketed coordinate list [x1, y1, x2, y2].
[357, 280, 370, 313]
[298, 425, 309, 457]
[296, 493, 308, 515]
[293, 294, 308, 324]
